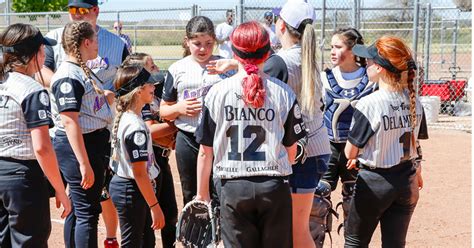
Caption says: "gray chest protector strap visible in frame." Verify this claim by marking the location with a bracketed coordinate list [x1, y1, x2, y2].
[310, 180, 339, 248]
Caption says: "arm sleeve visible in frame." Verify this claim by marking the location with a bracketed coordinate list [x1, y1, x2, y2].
[124, 130, 149, 162]
[121, 45, 129, 62]
[347, 109, 376, 148]
[282, 100, 307, 146]
[51, 78, 85, 112]
[418, 108, 429, 140]
[195, 104, 216, 146]
[264, 55, 288, 83]
[21, 90, 54, 129]
[162, 71, 178, 102]
[43, 45, 56, 71]
[141, 104, 153, 121]
[153, 74, 165, 99]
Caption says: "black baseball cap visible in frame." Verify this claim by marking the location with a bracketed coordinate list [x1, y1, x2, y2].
[2, 30, 56, 54]
[352, 44, 403, 74]
[115, 67, 154, 97]
[68, 0, 98, 8]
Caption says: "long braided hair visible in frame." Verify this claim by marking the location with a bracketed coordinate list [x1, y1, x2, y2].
[110, 66, 143, 160]
[62, 21, 103, 95]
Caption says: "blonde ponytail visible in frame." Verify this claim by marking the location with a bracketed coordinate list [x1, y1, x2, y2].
[300, 22, 320, 117]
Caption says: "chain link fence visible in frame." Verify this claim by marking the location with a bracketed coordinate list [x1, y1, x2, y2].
[0, 0, 470, 131]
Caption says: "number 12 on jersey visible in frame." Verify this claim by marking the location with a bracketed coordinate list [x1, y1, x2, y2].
[226, 125, 266, 161]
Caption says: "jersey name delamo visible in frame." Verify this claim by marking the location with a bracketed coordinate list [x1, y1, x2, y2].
[382, 113, 422, 131]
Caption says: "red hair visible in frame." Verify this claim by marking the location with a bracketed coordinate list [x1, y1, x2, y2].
[375, 35, 417, 128]
[230, 21, 270, 108]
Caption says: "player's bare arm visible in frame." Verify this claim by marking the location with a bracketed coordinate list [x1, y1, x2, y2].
[195, 145, 213, 203]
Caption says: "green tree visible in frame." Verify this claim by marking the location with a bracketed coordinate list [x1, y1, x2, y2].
[12, 0, 68, 12]
[11, 0, 67, 20]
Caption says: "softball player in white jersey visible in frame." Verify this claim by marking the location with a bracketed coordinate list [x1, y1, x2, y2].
[160, 16, 231, 205]
[109, 66, 164, 247]
[313, 27, 376, 245]
[195, 21, 306, 248]
[0, 23, 71, 247]
[261, 2, 331, 247]
[344, 36, 428, 247]
[43, 3, 127, 245]
[50, 21, 113, 248]
[122, 53, 178, 248]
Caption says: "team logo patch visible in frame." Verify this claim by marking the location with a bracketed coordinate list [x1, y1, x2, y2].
[38, 110, 47, 119]
[59, 97, 65, 106]
[60, 82, 73, 94]
[132, 150, 139, 159]
[294, 124, 302, 134]
[294, 104, 302, 119]
[39, 92, 50, 106]
[133, 132, 146, 146]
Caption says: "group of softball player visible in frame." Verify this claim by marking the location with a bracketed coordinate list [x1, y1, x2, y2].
[0, 0, 429, 247]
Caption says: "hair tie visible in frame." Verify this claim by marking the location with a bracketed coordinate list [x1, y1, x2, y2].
[244, 64, 259, 75]
[407, 60, 417, 70]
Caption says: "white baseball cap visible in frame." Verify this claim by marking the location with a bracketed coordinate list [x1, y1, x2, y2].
[280, 0, 315, 29]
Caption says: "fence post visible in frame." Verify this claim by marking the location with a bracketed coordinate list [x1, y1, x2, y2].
[351, 0, 357, 28]
[134, 25, 137, 52]
[412, 0, 420, 92]
[234, 5, 239, 27]
[192, 4, 198, 17]
[320, 0, 326, 70]
[46, 14, 50, 33]
[356, 0, 361, 29]
[412, 0, 420, 61]
[238, 0, 244, 24]
[116, 11, 120, 34]
[5, 0, 10, 26]
[451, 12, 459, 78]
[333, 10, 337, 32]
[440, 19, 446, 67]
[423, 3, 432, 82]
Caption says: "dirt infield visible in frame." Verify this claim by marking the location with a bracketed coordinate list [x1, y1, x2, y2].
[48, 128, 471, 247]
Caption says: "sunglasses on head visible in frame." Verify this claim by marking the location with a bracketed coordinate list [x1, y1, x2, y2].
[68, 7, 91, 15]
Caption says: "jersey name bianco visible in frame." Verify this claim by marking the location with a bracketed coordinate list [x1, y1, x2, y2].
[110, 112, 159, 179]
[46, 26, 126, 90]
[196, 76, 306, 179]
[349, 89, 425, 168]
[0, 72, 54, 160]
[162, 55, 230, 133]
[50, 62, 113, 134]
[277, 45, 331, 157]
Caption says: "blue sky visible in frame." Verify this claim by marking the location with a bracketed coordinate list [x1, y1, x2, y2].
[98, 0, 459, 11]
[99, 0, 237, 11]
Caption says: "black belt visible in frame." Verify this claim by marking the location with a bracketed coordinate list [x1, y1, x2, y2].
[358, 160, 414, 173]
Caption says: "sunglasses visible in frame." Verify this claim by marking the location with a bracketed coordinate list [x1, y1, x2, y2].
[114, 26, 122, 30]
[68, 7, 91, 15]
